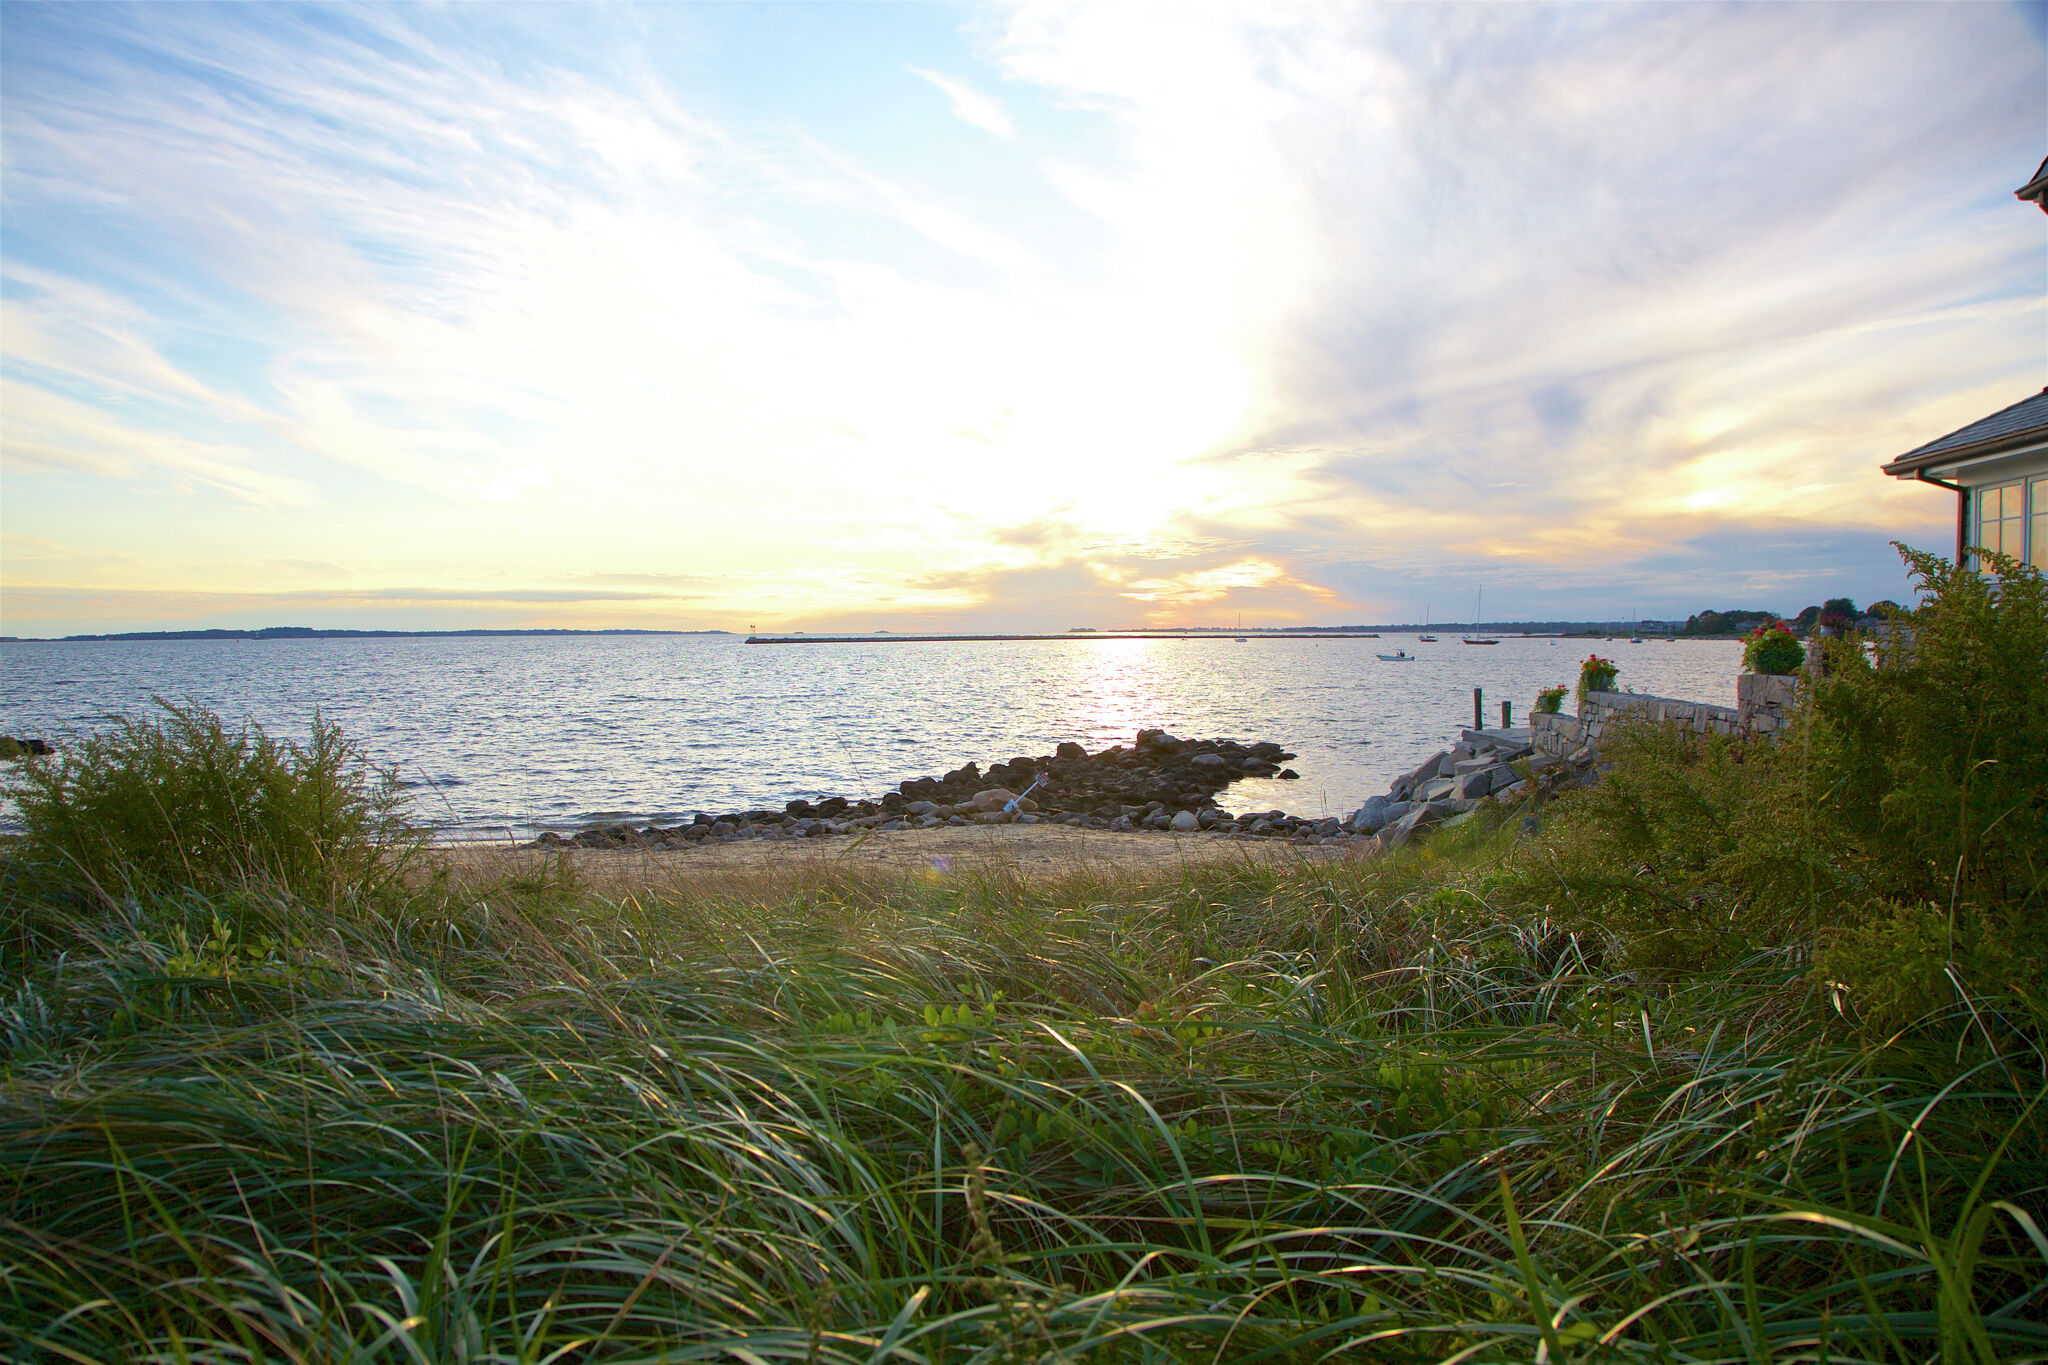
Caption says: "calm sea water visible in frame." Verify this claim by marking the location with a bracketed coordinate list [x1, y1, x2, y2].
[0, 634, 1743, 839]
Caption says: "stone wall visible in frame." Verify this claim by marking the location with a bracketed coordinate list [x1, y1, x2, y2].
[1528, 710, 1582, 756]
[1529, 673, 1802, 759]
[1735, 672, 1800, 735]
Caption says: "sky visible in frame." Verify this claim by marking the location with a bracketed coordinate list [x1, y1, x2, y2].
[2, 1, 2045, 636]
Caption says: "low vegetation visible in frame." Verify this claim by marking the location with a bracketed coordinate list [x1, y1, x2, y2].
[2, 548, 2042, 1362]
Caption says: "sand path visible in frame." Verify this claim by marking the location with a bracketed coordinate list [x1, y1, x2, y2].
[438, 822, 1353, 893]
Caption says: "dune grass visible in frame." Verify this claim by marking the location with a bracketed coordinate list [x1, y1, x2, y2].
[3, 831, 2042, 1363]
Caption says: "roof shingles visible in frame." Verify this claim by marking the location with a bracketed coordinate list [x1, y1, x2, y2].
[1883, 387, 2048, 474]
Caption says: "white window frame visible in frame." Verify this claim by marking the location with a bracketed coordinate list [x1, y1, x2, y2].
[1972, 478, 2035, 570]
[2032, 475, 2048, 571]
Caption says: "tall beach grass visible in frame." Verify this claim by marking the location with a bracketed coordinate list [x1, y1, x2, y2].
[3, 832, 2041, 1361]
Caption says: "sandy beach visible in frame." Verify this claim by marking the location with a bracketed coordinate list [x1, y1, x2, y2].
[438, 821, 1354, 893]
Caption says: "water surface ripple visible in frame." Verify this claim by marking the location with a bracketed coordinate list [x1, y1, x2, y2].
[1, 635, 1743, 839]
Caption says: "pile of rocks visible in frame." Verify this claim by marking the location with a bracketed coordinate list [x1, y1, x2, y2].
[528, 729, 1312, 850]
[525, 724, 1607, 856]
[1335, 724, 1605, 853]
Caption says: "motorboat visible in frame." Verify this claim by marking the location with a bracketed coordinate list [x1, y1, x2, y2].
[1377, 649, 1414, 661]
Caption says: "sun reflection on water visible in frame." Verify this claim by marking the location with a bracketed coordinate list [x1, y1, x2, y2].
[1051, 637, 1167, 745]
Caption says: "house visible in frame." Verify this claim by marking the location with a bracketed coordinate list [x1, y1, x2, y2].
[2019, 154, 2048, 214]
[1879, 388, 2048, 569]
[1877, 156, 2048, 570]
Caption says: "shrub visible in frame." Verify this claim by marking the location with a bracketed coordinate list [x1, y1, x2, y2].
[1804, 543, 2048, 915]
[1531, 543, 2047, 999]
[1534, 685, 1568, 714]
[1522, 716, 1837, 975]
[1742, 620, 1804, 674]
[4, 700, 420, 906]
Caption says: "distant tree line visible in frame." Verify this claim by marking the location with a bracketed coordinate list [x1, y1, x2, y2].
[1682, 598, 1901, 636]
[1679, 609, 1781, 636]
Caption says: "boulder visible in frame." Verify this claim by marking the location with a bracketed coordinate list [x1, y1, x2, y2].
[1453, 766, 1509, 800]
[972, 787, 1019, 812]
[1346, 795, 1394, 832]
[1380, 801, 1444, 850]
[1169, 809, 1200, 832]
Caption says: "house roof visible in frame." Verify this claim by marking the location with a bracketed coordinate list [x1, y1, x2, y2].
[1881, 387, 2048, 477]
[2020, 154, 2048, 212]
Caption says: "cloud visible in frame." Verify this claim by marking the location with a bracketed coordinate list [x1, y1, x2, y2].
[1, 3, 2039, 634]
[911, 67, 1016, 137]
[1, 379, 317, 507]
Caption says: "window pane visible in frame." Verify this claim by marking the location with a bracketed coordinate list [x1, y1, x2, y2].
[2033, 479, 2048, 515]
[2033, 513, 2047, 570]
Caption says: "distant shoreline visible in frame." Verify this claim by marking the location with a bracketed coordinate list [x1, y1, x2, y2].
[743, 630, 1713, 644]
[1, 627, 733, 644]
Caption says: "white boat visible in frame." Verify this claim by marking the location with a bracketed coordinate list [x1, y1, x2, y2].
[1377, 649, 1414, 661]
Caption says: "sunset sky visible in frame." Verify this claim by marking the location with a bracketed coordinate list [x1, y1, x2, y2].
[3, 1, 2044, 636]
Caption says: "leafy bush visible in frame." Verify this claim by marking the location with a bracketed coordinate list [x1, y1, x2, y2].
[1806, 543, 2047, 915]
[4, 701, 419, 906]
[1533, 685, 1568, 714]
[1741, 619, 1804, 674]
[1531, 543, 2047, 1005]
[1521, 717, 1833, 975]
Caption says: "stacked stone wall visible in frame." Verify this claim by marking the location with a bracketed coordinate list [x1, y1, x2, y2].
[1528, 673, 1802, 760]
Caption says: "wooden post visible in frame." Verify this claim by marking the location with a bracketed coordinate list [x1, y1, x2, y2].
[1473, 688, 1482, 731]
[1501, 700, 1512, 729]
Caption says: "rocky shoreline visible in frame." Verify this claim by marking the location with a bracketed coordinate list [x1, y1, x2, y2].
[529, 723, 1603, 856]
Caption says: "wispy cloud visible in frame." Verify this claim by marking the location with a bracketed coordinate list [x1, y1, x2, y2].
[911, 67, 1015, 138]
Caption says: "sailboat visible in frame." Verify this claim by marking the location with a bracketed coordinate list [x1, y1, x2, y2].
[1418, 604, 1436, 643]
[1462, 589, 1499, 644]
